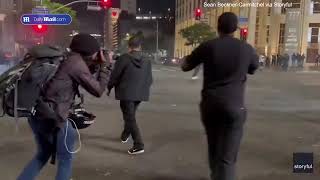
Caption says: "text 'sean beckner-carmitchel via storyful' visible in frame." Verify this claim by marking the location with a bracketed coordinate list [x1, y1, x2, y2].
[202, 1, 294, 8]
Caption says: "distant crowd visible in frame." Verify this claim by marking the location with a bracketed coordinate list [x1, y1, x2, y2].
[259, 53, 306, 71]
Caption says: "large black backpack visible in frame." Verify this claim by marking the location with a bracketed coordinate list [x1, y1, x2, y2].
[0, 45, 66, 118]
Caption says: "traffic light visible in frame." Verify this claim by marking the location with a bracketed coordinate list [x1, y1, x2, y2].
[100, 0, 112, 9]
[32, 24, 48, 34]
[112, 11, 117, 17]
[240, 28, 248, 41]
[195, 8, 202, 20]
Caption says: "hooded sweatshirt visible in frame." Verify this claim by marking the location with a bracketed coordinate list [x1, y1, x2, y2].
[108, 51, 153, 101]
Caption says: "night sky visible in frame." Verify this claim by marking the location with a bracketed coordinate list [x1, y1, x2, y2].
[53, 0, 175, 34]
[137, 0, 175, 14]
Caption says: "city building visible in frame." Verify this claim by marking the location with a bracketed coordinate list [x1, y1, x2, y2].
[121, 0, 137, 15]
[104, 8, 121, 50]
[175, 0, 320, 64]
[14, 0, 38, 56]
[0, 0, 16, 54]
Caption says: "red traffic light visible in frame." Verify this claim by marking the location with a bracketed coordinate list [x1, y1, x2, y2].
[195, 8, 202, 20]
[243, 28, 247, 33]
[240, 28, 248, 40]
[100, 0, 112, 9]
[112, 11, 117, 17]
[32, 24, 48, 33]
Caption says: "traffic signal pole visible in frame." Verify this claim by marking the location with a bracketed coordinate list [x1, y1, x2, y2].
[48, 0, 112, 49]
[51, 0, 101, 12]
[156, 19, 159, 58]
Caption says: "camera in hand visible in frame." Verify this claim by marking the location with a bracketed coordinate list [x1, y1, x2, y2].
[102, 49, 120, 61]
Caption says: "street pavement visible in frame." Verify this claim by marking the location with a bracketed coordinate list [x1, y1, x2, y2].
[1, 66, 320, 180]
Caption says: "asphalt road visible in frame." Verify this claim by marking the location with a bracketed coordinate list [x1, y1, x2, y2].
[1, 66, 320, 180]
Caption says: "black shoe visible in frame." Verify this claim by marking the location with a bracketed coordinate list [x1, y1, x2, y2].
[121, 133, 130, 143]
[128, 147, 145, 155]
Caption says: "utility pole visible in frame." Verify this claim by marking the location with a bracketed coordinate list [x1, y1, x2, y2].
[104, 8, 112, 49]
[156, 19, 159, 56]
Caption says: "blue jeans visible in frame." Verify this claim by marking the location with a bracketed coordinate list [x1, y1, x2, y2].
[17, 117, 76, 180]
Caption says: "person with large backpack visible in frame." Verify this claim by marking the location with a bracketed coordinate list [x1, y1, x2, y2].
[15, 33, 112, 180]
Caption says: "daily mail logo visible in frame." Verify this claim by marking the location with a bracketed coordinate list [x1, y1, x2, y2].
[21, 14, 72, 25]
[293, 153, 313, 173]
[23, 17, 30, 23]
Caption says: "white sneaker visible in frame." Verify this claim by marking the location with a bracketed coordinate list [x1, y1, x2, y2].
[128, 147, 145, 155]
[191, 76, 199, 80]
[121, 137, 129, 144]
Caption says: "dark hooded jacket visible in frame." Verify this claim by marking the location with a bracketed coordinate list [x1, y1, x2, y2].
[44, 53, 110, 127]
[108, 51, 153, 101]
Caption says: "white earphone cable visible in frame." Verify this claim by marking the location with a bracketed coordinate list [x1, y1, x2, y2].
[64, 119, 81, 154]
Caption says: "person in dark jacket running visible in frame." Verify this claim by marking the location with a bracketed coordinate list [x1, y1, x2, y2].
[17, 34, 112, 180]
[181, 12, 259, 180]
[108, 35, 153, 155]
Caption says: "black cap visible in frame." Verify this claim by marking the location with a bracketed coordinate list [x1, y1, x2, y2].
[218, 12, 238, 34]
[70, 33, 100, 56]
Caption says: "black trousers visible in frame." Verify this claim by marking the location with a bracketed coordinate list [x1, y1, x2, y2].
[120, 100, 144, 148]
[201, 101, 247, 180]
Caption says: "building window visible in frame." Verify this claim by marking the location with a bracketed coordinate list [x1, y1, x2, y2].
[268, 0, 272, 16]
[311, 28, 319, 43]
[281, 0, 301, 14]
[176, 8, 178, 20]
[255, 32, 259, 45]
[268, 7, 271, 16]
[308, 24, 320, 43]
[266, 25, 270, 43]
[313, 1, 320, 14]
[181, 7, 183, 20]
[190, 1, 192, 18]
[278, 24, 286, 54]
[185, 1, 187, 20]
[255, 10, 260, 46]
[279, 24, 285, 44]
[182, 3, 185, 20]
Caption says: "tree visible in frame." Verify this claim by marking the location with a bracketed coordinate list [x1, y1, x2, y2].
[179, 23, 216, 47]
[41, 0, 79, 46]
[43, 0, 78, 26]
